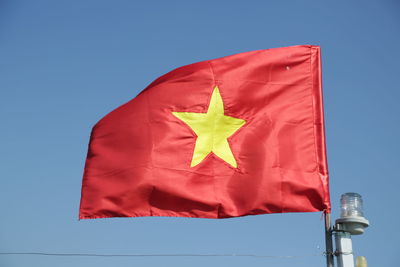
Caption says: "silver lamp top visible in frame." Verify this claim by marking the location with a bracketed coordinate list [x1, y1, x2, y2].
[335, 192, 369, 235]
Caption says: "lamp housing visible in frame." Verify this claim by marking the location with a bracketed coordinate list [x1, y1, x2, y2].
[335, 192, 369, 235]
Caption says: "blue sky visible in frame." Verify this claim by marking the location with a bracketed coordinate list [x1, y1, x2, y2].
[1, 1, 399, 266]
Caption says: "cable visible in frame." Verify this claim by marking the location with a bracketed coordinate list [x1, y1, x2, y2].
[0, 252, 322, 258]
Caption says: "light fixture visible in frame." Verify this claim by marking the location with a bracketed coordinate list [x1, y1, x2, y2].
[335, 192, 369, 235]
[356, 256, 368, 267]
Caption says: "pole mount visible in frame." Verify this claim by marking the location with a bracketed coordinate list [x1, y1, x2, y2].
[335, 216, 369, 235]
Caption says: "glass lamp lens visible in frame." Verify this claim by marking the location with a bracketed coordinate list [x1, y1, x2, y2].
[340, 192, 364, 218]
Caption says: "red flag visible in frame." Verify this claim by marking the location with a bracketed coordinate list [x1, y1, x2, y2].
[79, 45, 330, 219]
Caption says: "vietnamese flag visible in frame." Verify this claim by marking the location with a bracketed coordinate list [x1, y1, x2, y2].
[79, 45, 330, 219]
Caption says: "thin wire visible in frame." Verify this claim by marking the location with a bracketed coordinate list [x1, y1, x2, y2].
[0, 252, 323, 258]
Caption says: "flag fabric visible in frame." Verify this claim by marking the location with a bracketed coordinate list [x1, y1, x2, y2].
[79, 45, 330, 220]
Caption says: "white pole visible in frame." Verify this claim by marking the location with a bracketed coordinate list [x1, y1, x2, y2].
[335, 231, 354, 267]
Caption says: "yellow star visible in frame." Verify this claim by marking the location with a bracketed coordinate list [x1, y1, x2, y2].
[172, 86, 246, 168]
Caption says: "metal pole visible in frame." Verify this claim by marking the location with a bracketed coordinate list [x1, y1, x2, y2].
[324, 212, 334, 267]
[335, 231, 354, 267]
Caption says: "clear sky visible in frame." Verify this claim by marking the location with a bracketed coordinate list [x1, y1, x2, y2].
[1, 1, 399, 266]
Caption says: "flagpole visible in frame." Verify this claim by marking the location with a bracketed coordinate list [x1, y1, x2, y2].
[325, 212, 335, 267]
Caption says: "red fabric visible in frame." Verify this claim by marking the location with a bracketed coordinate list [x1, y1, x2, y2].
[79, 45, 330, 219]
